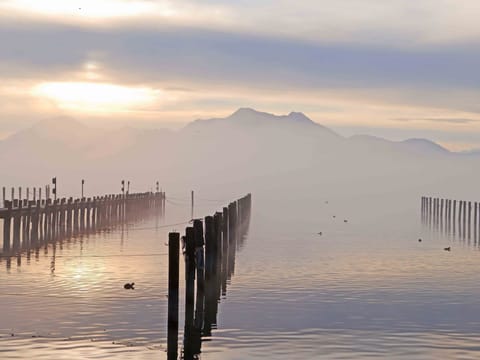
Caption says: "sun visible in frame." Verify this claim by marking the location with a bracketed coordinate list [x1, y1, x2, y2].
[33, 81, 161, 113]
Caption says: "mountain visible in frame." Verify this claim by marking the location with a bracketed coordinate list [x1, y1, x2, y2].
[0, 108, 478, 198]
[349, 134, 450, 156]
[399, 138, 449, 155]
[185, 107, 338, 137]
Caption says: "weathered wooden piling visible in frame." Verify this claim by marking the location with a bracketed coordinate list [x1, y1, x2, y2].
[421, 196, 480, 243]
[3, 201, 12, 252]
[167, 232, 180, 360]
[172, 193, 252, 358]
[184, 227, 196, 327]
[204, 216, 215, 277]
[1, 191, 166, 258]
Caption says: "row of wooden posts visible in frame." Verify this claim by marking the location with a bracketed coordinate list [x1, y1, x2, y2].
[0, 192, 166, 255]
[421, 196, 480, 239]
[1, 186, 58, 208]
[167, 193, 252, 360]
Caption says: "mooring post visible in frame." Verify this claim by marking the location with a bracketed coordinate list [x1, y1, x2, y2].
[440, 198, 444, 232]
[167, 232, 180, 360]
[12, 200, 21, 251]
[183, 226, 196, 360]
[448, 199, 452, 232]
[193, 219, 205, 296]
[73, 199, 79, 235]
[3, 201, 12, 253]
[214, 212, 222, 266]
[86, 197, 92, 230]
[31, 200, 40, 245]
[475, 202, 478, 241]
[204, 216, 215, 277]
[185, 227, 196, 327]
[23, 201, 32, 247]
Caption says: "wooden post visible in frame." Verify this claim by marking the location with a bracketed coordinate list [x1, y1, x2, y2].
[468, 201, 472, 240]
[213, 212, 222, 266]
[73, 200, 79, 235]
[86, 198, 91, 230]
[3, 201, 12, 252]
[183, 226, 196, 360]
[453, 200, 457, 235]
[440, 198, 444, 232]
[221, 207, 229, 296]
[66, 198, 72, 237]
[2, 187, 5, 208]
[31, 200, 40, 245]
[204, 216, 215, 277]
[167, 232, 180, 360]
[191, 190, 194, 219]
[194, 219, 205, 295]
[185, 227, 195, 326]
[193, 219, 205, 332]
[12, 202, 21, 251]
[475, 202, 478, 241]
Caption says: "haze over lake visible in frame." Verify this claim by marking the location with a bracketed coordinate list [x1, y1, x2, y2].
[2, 1, 480, 358]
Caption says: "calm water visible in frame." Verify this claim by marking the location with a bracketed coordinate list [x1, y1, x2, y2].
[2, 192, 480, 359]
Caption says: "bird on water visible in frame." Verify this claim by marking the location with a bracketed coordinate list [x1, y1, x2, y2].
[124, 282, 135, 290]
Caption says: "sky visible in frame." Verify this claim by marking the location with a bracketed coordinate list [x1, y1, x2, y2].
[1, 0, 480, 150]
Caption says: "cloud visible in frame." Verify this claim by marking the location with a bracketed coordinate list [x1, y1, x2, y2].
[394, 118, 477, 124]
[3, 0, 480, 47]
[2, 5, 480, 148]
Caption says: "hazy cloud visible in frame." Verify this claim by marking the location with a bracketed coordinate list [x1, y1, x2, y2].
[394, 118, 477, 124]
[2, 1, 480, 148]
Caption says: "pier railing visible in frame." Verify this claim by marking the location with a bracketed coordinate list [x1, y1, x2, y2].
[166, 193, 252, 359]
[0, 192, 165, 255]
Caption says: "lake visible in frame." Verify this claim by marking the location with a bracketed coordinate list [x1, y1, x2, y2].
[2, 191, 480, 359]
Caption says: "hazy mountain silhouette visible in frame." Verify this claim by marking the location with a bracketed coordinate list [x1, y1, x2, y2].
[0, 108, 477, 197]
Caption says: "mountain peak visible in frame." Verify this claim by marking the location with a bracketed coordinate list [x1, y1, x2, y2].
[228, 107, 271, 119]
[400, 138, 449, 154]
[287, 111, 313, 123]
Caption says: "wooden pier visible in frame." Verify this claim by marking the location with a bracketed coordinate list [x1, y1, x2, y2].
[0, 192, 166, 255]
[167, 193, 252, 359]
[421, 196, 480, 240]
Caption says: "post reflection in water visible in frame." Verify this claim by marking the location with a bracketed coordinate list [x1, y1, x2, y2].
[167, 194, 252, 360]
[0, 193, 165, 271]
[421, 196, 480, 245]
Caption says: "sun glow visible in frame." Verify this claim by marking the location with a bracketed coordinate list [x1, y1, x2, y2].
[33, 82, 161, 112]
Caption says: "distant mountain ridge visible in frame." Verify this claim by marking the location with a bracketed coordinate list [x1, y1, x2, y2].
[0, 108, 457, 156]
[185, 107, 339, 137]
[0, 107, 475, 194]
[349, 134, 450, 155]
